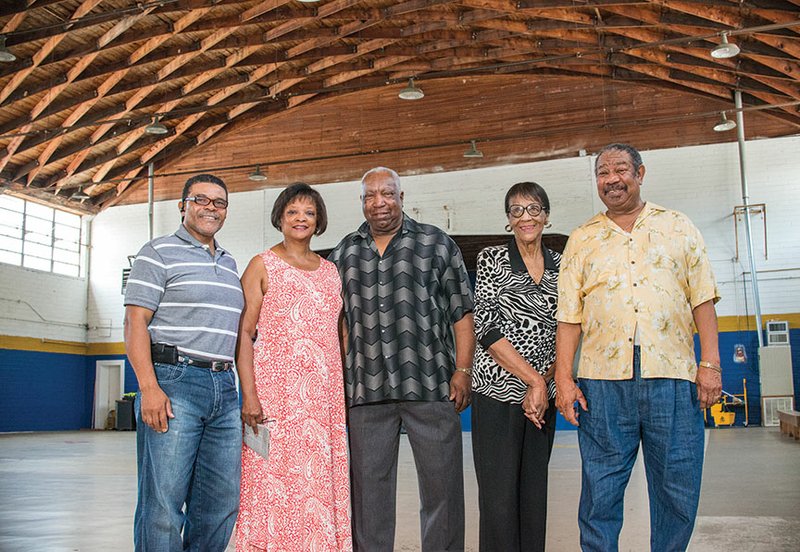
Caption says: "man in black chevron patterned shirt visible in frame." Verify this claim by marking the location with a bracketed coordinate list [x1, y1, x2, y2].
[329, 166, 476, 552]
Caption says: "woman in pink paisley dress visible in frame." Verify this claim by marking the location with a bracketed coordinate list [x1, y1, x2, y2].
[235, 183, 351, 551]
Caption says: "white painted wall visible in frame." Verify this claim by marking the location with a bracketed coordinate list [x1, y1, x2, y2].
[3, 136, 798, 343]
[0, 263, 88, 341]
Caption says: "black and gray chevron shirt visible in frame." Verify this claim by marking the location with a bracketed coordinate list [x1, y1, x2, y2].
[329, 214, 474, 407]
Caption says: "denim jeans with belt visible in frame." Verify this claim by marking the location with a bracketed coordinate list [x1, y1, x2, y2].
[577, 346, 705, 552]
[134, 361, 242, 552]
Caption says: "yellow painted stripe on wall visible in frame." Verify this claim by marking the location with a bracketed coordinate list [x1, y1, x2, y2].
[87, 342, 126, 355]
[0, 337, 125, 356]
[717, 313, 800, 333]
[0, 336, 87, 355]
[1, 313, 798, 355]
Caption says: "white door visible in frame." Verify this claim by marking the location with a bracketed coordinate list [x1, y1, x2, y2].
[93, 360, 126, 429]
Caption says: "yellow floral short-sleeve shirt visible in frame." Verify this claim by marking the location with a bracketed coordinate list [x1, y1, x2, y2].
[557, 202, 720, 381]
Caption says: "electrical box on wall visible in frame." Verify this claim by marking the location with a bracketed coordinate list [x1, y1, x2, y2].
[766, 320, 790, 346]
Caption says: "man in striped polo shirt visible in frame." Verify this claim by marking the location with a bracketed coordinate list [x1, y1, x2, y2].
[124, 174, 244, 552]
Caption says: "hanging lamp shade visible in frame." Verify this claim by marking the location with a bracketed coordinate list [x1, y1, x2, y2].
[710, 33, 740, 59]
[463, 140, 484, 158]
[71, 187, 91, 200]
[0, 36, 15, 63]
[248, 165, 268, 182]
[144, 116, 168, 135]
[713, 112, 737, 132]
[398, 78, 424, 100]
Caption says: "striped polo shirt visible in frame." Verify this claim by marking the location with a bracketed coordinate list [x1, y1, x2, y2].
[124, 224, 244, 361]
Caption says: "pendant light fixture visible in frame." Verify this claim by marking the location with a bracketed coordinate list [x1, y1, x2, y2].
[710, 32, 740, 59]
[463, 140, 484, 158]
[713, 112, 737, 132]
[248, 165, 268, 182]
[0, 36, 15, 63]
[144, 116, 168, 135]
[71, 187, 91, 200]
[398, 78, 424, 100]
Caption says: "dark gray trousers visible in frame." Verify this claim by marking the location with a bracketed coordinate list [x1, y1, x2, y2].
[348, 401, 465, 552]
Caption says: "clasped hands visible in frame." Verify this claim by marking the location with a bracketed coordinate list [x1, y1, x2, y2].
[522, 380, 549, 429]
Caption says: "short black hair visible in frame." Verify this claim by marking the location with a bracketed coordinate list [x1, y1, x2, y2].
[270, 182, 328, 236]
[181, 173, 228, 201]
[505, 181, 550, 215]
[595, 143, 643, 175]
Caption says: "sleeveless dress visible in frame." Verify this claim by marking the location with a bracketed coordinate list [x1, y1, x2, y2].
[236, 250, 352, 552]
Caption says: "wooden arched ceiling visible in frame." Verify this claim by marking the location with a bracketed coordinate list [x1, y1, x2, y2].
[0, 0, 798, 214]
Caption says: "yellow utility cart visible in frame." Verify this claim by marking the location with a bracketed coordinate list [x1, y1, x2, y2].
[705, 378, 749, 427]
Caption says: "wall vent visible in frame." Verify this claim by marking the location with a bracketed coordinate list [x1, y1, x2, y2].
[761, 396, 794, 427]
[766, 320, 790, 346]
[121, 268, 131, 295]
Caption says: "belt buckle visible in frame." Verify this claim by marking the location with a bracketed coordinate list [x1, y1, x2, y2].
[210, 361, 228, 372]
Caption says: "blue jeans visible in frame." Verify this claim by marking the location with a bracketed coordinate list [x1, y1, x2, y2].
[134, 362, 242, 552]
[577, 347, 705, 552]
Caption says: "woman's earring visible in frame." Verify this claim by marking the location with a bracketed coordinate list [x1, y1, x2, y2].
[545, 222, 552, 229]
[505, 224, 512, 232]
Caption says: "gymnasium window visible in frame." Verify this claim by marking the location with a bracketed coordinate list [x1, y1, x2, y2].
[0, 195, 84, 277]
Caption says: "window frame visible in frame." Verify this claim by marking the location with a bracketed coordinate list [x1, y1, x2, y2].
[0, 196, 84, 278]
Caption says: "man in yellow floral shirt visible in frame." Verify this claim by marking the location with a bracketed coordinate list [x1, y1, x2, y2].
[555, 143, 722, 552]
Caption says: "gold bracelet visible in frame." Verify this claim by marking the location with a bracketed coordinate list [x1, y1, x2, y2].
[456, 367, 473, 377]
[699, 360, 722, 374]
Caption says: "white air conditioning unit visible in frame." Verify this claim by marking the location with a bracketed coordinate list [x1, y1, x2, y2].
[759, 344, 794, 427]
[121, 268, 132, 295]
[766, 320, 790, 346]
[760, 346, 793, 395]
[762, 396, 794, 427]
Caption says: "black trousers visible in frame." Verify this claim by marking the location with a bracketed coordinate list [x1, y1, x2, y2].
[471, 391, 556, 552]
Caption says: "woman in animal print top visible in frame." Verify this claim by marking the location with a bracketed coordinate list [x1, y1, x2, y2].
[470, 181, 560, 552]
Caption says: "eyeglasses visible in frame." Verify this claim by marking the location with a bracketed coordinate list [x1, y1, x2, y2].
[507, 203, 544, 218]
[184, 195, 228, 209]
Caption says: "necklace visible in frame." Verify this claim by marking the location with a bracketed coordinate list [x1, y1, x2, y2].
[619, 218, 636, 233]
[607, 206, 643, 233]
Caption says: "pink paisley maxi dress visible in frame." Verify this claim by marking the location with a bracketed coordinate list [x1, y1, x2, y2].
[236, 250, 351, 551]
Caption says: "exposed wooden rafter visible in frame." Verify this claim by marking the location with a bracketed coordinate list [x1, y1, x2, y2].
[0, 0, 798, 213]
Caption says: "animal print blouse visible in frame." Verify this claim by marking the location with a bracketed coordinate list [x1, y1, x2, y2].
[471, 239, 560, 403]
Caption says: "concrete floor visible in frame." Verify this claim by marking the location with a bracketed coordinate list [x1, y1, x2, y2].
[0, 428, 798, 551]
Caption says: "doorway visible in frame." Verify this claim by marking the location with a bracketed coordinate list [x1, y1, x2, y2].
[93, 360, 125, 429]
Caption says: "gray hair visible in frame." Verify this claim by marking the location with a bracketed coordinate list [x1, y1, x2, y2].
[361, 167, 402, 193]
[595, 143, 643, 175]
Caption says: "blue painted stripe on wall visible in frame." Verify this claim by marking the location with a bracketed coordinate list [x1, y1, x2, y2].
[0, 349, 89, 432]
[2, 329, 798, 432]
[0, 349, 132, 432]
